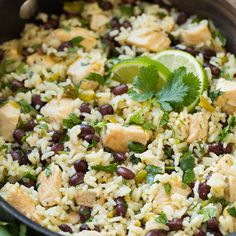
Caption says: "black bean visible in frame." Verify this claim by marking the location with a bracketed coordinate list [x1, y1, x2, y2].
[114, 196, 125, 204]
[51, 143, 64, 154]
[11, 150, 22, 163]
[21, 151, 30, 165]
[12, 80, 24, 92]
[113, 152, 127, 163]
[79, 224, 90, 231]
[31, 94, 46, 109]
[176, 12, 188, 25]
[121, 0, 137, 5]
[112, 84, 128, 95]
[101, 1, 113, 10]
[79, 206, 92, 223]
[145, 229, 168, 236]
[43, 18, 59, 30]
[202, 48, 216, 60]
[223, 143, 233, 154]
[74, 160, 88, 173]
[26, 119, 36, 131]
[111, 17, 121, 29]
[98, 104, 114, 116]
[79, 124, 95, 138]
[185, 47, 197, 56]
[167, 218, 183, 231]
[194, 230, 206, 236]
[84, 134, 100, 144]
[207, 218, 219, 231]
[209, 64, 221, 77]
[57, 42, 70, 52]
[208, 231, 223, 236]
[79, 103, 91, 114]
[198, 181, 211, 200]
[208, 142, 223, 155]
[19, 177, 35, 188]
[59, 224, 73, 233]
[69, 172, 85, 186]
[115, 203, 127, 217]
[122, 20, 132, 29]
[22, 47, 33, 57]
[116, 167, 135, 179]
[51, 130, 62, 143]
[13, 129, 25, 144]
[0, 49, 5, 61]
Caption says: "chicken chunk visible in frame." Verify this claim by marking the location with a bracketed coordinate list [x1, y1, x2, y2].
[0, 101, 20, 141]
[126, 28, 171, 52]
[75, 190, 96, 207]
[90, 13, 110, 32]
[37, 163, 62, 207]
[67, 52, 105, 89]
[102, 123, 151, 152]
[181, 20, 212, 46]
[0, 183, 39, 222]
[40, 98, 78, 128]
[186, 112, 209, 143]
[153, 176, 191, 212]
[215, 154, 236, 201]
[216, 78, 236, 114]
[26, 53, 55, 68]
[46, 27, 97, 51]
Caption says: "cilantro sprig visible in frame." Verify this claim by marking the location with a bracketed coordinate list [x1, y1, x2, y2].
[129, 66, 200, 112]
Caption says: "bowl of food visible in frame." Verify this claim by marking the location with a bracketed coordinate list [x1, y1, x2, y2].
[0, 0, 236, 236]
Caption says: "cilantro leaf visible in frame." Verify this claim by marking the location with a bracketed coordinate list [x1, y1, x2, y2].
[163, 182, 172, 195]
[155, 212, 167, 224]
[218, 116, 236, 142]
[213, 29, 226, 46]
[63, 113, 81, 129]
[129, 65, 160, 102]
[180, 151, 196, 184]
[227, 204, 236, 217]
[159, 112, 169, 128]
[145, 165, 164, 184]
[199, 206, 217, 222]
[129, 111, 145, 125]
[69, 36, 84, 47]
[128, 141, 146, 153]
[18, 99, 36, 114]
[130, 154, 141, 164]
[156, 67, 200, 111]
[91, 163, 118, 173]
[86, 73, 106, 85]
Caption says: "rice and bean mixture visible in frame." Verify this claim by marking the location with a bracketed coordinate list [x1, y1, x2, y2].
[0, 0, 236, 235]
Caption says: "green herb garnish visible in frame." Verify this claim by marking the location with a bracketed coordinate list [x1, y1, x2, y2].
[86, 73, 106, 85]
[63, 113, 81, 129]
[163, 182, 172, 194]
[91, 163, 118, 173]
[155, 212, 167, 224]
[145, 165, 164, 184]
[128, 141, 146, 153]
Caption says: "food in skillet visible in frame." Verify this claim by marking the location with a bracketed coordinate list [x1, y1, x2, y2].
[0, 0, 236, 235]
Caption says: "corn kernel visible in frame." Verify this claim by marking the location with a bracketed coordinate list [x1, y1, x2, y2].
[108, 210, 114, 218]
[199, 96, 215, 112]
[79, 90, 95, 102]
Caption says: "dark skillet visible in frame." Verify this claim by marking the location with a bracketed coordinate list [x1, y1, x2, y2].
[0, 0, 236, 235]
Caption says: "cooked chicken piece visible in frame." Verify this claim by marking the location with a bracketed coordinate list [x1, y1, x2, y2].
[37, 163, 62, 207]
[153, 176, 191, 212]
[220, 207, 236, 233]
[0, 101, 20, 141]
[40, 98, 78, 128]
[216, 78, 236, 114]
[67, 53, 105, 89]
[181, 20, 212, 46]
[186, 112, 209, 143]
[103, 123, 151, 152]
[215, 155, 236, 201]
[75, 190, 96, 207]
[27, 53, 55, 68]
[159, 16, 175, 32]
[207, 173, 227, 198]
[126, 28, 171, 52]
[77, 231, 102, 236]
[0, 183, 39, 222]
[90, 14, 110, 32]
[66, 211, 80, 224]
[47, 27, 97, 51]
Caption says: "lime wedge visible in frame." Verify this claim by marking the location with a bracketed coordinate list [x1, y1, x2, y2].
[110, 57, 171, 85]
[153, 50, 208, 111]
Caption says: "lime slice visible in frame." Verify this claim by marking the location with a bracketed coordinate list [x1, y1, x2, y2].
[153, 50, 208, 111]
[110, 57, 171, 85]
